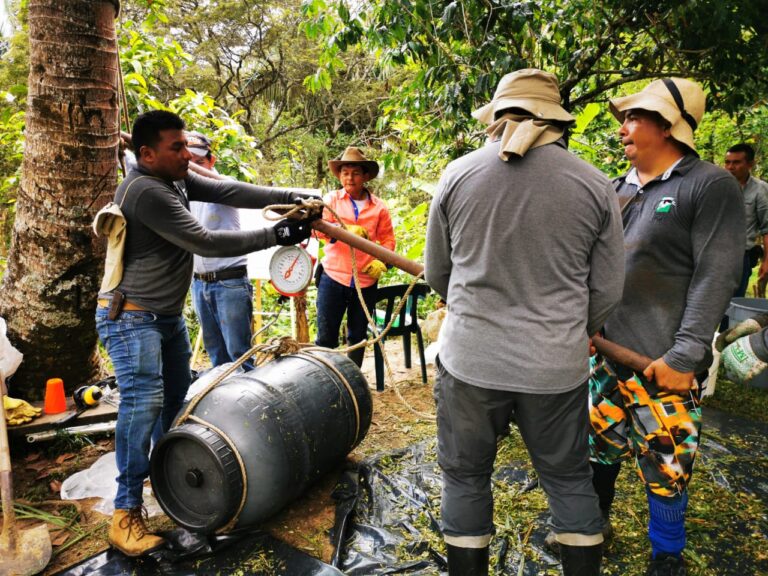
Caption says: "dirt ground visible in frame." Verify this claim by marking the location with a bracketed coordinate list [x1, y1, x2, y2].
[7, 339, 436, 575]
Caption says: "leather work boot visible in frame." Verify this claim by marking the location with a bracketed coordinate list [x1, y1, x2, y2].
[559, 542, 602, 576]
[109, 507, 165, 556]
[446, 544, 489, 576]
[645, 553, 687, 576]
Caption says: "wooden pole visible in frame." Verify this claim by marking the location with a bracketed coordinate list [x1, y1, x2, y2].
[311, 221, 425, 277]
[591, 335, 653, 374]
[294, 295, 310, 343]
[254, 280, 263, 345]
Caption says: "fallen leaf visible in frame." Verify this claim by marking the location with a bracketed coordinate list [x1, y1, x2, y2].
[36, 470, 51, 480]
[49, 479, 62, 493]
[24, 452, 42, 462]
[50, 529, 70, 546]
[56, 453, 76, 465]
[26, 461, 48, 472]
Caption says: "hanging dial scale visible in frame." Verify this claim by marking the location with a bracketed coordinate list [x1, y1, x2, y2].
[269, 245, 316, 297]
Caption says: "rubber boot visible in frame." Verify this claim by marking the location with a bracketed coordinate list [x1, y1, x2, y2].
[347, 347, 365, 368]
[109, 507, 165, 556]
[446, 544, 489, 576]
[560, 542, 602, 576]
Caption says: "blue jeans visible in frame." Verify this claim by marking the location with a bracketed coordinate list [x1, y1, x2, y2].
[315, 272, 377, 348]
[192, 277, 253, 370]
[95, 307, 191, 510]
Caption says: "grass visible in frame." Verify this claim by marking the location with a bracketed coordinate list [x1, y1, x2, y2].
[703, 377, 768, 423]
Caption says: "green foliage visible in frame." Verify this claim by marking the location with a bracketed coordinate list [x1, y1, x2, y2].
[0, 91, 23, 210]
[302, 0, 768, 160]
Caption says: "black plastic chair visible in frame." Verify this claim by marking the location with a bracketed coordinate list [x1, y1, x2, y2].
[370, 283, 430, 391]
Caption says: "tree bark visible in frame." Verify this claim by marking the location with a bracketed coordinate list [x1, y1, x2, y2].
[0, 0, 120, 399]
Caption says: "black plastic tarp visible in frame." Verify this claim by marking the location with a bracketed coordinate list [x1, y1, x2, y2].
[330, 406, 768, 575]
[52, 529, 344, 576]
[53, 406, 767, 575]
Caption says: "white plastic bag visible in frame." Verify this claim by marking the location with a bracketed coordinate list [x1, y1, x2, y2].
[0, 317, 23, 395]
[61, 451, 163, 516]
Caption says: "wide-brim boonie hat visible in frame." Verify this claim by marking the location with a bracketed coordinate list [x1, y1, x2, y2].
[472, 68, 575, 125]
[609, 78, 705, 152]
[328, 146, 380, 179]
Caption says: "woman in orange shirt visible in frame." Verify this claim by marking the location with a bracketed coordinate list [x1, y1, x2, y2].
[315, 147, 396, 367]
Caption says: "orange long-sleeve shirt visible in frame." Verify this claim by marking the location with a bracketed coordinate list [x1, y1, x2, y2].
[317, 188, 395, 288]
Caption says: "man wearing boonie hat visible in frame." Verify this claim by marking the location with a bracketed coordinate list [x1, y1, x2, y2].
[314, 146, 395, 367]
[186, 131, 255, 371]
[587, 79, 743, 575]
[425, 68, 625, 575]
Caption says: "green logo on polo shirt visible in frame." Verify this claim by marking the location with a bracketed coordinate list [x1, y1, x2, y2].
[655, 197, 675, 213]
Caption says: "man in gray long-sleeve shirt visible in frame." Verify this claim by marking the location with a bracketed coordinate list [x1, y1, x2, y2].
[588, 79, 743, 576]
[95, 111, 313, 557]
[424, 69, 624, 576]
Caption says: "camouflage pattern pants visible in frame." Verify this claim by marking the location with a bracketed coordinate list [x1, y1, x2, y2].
[588, 357, 702, 497]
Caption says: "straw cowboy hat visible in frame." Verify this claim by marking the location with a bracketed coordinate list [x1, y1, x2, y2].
[609, 78, 705, 152]
[472, 68, 575, 125]
[328, 147, 380, 179]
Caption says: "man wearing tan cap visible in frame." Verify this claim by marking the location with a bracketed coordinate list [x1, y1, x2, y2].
[186, 131, 256, 371]
[425, 69, 625, 575]
[588, 79, 743, 575]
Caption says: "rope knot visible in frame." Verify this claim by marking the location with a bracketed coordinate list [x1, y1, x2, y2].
[270, 336, 303, 357]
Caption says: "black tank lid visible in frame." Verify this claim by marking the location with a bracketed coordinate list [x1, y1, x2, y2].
[150, 422, 244, 532]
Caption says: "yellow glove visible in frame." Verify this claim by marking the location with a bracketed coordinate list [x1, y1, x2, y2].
[346, 224, 369, 240]
[3, 395, 42, 426]
[362, 259, 388, 280]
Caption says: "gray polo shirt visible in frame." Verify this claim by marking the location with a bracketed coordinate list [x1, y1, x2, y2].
[425, 140, 625, 393]
[742, 175, 768, 250]
[604, 154, 744, 374]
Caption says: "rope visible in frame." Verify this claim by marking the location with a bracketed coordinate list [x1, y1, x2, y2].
[115, 11, 130, 177]
[176, 300, 288, 425]
[264, 197, 435, 421]
[295, 351, 362, 447]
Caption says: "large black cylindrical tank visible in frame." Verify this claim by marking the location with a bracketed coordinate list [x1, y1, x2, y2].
[149, 351, 372, 533]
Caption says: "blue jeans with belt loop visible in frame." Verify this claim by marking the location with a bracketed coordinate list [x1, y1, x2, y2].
[191, 276, 254, 370]
[95, 307, 192, 510]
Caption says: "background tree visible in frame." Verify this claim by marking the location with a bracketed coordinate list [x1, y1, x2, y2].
[301, 0, 768, 165]
[0, 0, 120, 398]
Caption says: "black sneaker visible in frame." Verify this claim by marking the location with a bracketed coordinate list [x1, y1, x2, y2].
[646, 553, 686, 576]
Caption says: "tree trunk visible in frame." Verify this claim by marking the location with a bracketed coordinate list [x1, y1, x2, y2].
[0, 0, 120, 399]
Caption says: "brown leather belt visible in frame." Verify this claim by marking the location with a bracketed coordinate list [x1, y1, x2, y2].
[97, 298, 146, 311]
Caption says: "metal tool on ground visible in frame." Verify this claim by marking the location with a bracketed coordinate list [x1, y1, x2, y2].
[0, 380, 53, 575]
[53, 383, 107, 429]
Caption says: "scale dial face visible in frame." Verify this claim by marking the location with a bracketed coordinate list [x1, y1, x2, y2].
[269, 245, 315, 297]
